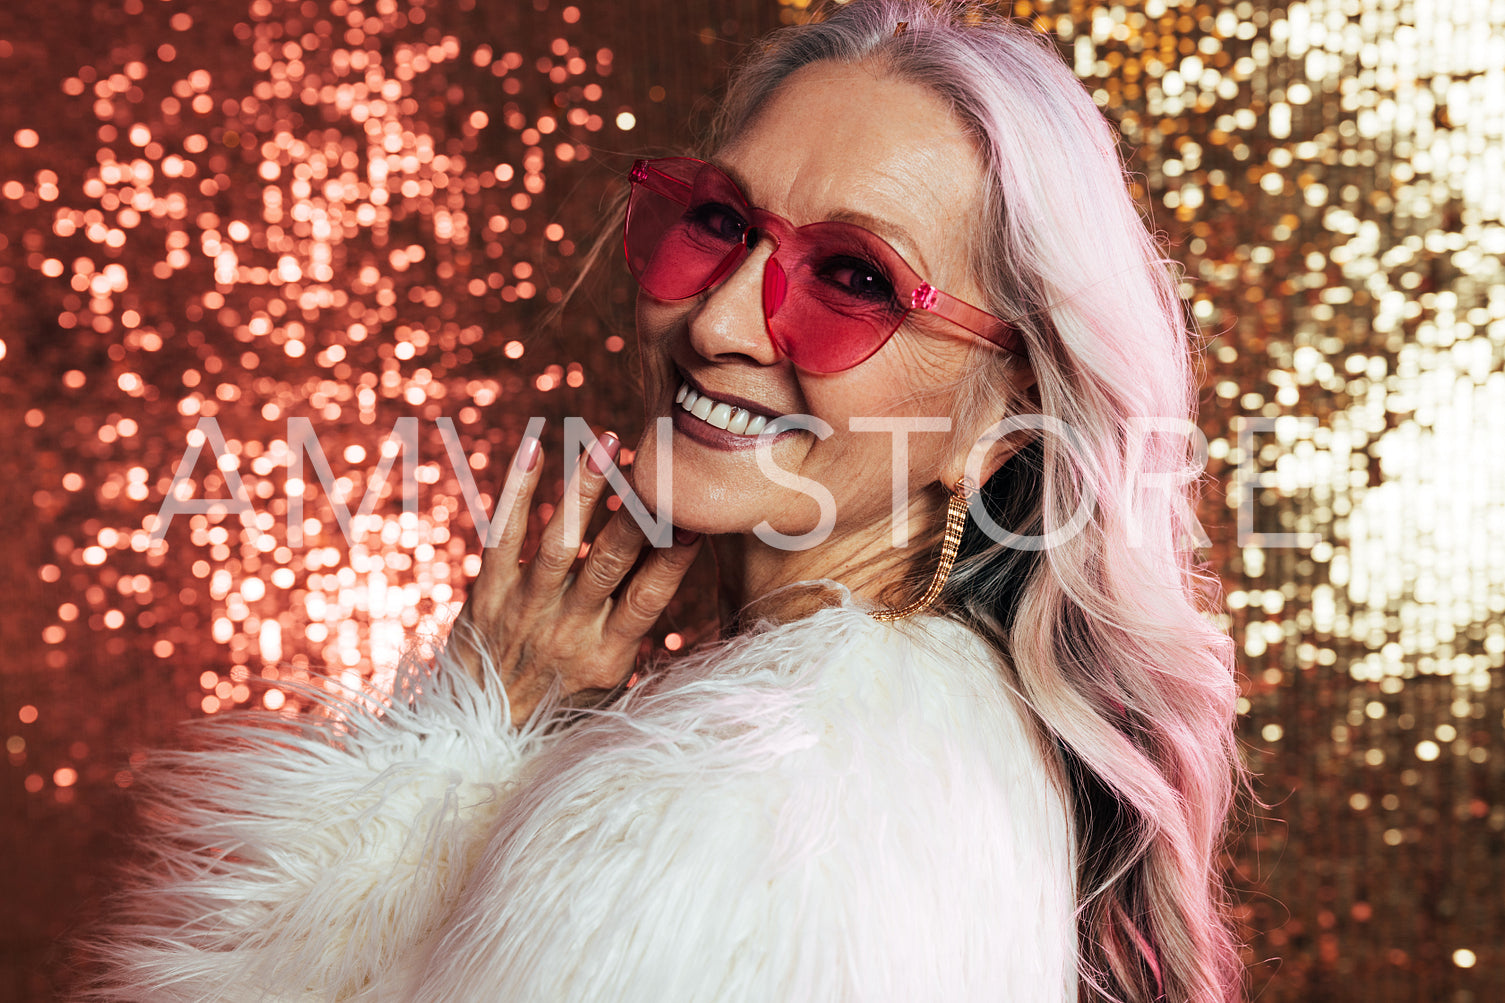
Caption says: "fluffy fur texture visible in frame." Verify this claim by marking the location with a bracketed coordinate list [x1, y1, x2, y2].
[83, 600, 1075, 1002]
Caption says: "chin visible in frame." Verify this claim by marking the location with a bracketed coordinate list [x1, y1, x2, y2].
[625, 449, 739, 537]
[627, 432, 713, 532]
[630, 466, 732, 536]
[629, 420, 833, 540]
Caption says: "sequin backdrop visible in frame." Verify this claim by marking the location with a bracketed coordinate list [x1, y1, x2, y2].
[1, 0, 1501, 999]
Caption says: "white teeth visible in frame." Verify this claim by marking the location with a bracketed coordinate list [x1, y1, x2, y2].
[675, 381, 777, 437]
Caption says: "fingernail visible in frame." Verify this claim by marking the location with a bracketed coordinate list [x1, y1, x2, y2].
[586, 432, 620, 475]
[674, 526, 700, 546]
[514, 435, 541, 473]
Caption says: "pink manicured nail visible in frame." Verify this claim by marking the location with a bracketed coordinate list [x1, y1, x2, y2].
[674, 526, 700, 546]
[586, 432, 620, 475]
[514, 435, 541, 473]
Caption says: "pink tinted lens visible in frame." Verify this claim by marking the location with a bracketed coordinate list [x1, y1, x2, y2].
[626, 159, 919, 373]
[765, 221, 914, 373]
[770, 222, 909, 370]
[626, 160, 749, 300]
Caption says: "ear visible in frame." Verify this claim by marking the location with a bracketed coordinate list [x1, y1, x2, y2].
[940, 353, 1039, 490]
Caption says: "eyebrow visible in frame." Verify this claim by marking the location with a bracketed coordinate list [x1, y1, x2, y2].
[709, 158, 932, 278]
[824, 208, 930, 277]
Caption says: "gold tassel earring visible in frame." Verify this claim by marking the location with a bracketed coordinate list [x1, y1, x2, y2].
[872, 480, 976, 622]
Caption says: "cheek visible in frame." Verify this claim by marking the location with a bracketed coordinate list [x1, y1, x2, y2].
[804, 364, 964, 484]
[634, 295, 685, 351]
[627, 425, 666, 512]
[634, 302, 677, 402]
[811, 354, 951, 423]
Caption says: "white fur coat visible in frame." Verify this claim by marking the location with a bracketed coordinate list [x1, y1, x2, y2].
[87, 599, 1076, 1001]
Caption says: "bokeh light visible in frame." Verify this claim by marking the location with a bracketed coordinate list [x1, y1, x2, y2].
[1, 0, 1501, 1000]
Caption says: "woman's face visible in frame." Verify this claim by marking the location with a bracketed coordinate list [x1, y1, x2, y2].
[631, 60, 1000, 547]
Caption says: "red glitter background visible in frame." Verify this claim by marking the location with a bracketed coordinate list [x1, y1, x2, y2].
[2, 1, 1502, 1000]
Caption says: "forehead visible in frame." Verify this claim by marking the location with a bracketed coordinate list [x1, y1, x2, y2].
[716, 61, 984, 281]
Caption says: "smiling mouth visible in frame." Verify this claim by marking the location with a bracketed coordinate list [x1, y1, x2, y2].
[675, 380, 779, 437]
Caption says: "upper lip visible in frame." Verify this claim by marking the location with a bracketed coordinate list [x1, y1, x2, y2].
[676, 368, 786, 420]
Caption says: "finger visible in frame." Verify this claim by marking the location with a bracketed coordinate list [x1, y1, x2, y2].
[483, 423, 546, 553]
[604, 529, 702, 642]
[469, 428, 546, 615]
[567, 507, 649, 609]
[527, 431, 621, 590]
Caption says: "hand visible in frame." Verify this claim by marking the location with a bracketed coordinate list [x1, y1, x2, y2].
[452, 430, 702, 726]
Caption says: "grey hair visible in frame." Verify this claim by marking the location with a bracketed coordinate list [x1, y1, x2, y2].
[707, 3, 1245, 1002]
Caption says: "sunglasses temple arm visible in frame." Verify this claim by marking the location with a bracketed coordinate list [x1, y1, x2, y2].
[925, 290, 1026, 355]
[632, 161, 693, 204]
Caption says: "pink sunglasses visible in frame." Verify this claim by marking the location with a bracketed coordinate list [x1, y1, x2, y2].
[624, 157, 1023, 373]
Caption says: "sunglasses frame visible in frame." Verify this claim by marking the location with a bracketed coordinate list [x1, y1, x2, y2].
[625, 157, 1024, 373]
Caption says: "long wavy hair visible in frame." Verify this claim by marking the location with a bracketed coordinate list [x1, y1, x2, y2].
[705, 3, 1245, 1001]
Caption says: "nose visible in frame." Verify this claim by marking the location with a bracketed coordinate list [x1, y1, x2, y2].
[686, 229, 783, 367]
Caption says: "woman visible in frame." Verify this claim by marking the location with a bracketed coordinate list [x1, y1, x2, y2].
[85, 2, 1243, 1001]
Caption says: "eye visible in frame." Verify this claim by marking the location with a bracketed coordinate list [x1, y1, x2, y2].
[819, 256, 898, 304]
[685, 200, 748, 243]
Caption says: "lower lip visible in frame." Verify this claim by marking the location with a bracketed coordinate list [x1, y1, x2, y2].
[670, 404, 788, 451]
